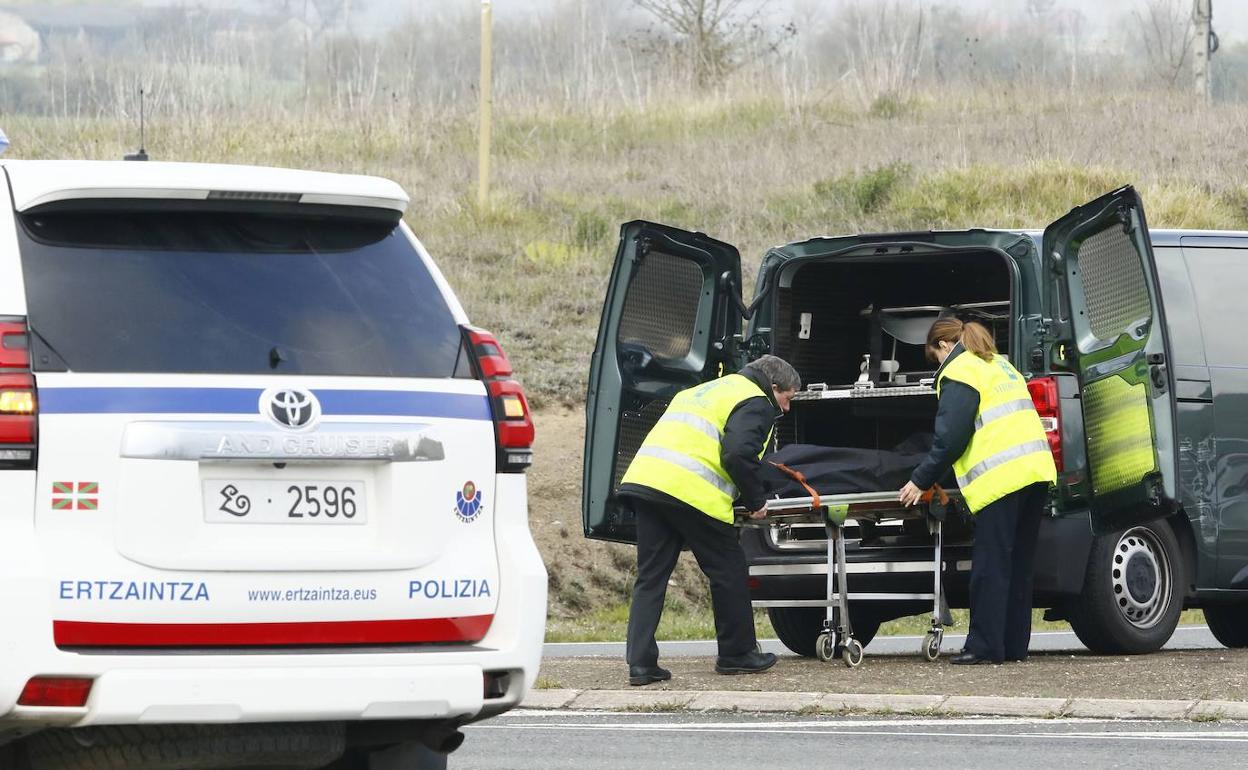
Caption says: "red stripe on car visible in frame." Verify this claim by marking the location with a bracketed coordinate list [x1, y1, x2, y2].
[53, 615, 494, 647]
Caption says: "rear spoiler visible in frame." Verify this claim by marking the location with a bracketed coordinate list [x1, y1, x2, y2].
[19, 196, 403, 224]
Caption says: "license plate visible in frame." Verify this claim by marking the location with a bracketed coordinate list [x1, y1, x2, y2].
[203, 480, 367, 524]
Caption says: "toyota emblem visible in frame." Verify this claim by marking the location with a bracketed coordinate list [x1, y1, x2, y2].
[260, 388, 321, 430]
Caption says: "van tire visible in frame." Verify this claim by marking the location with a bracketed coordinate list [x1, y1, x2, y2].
[19, 723, 345, 770]
[1204, 605, 1248, 648]
[767, 606, 880, 658]
[1068, 520, 1183, 654]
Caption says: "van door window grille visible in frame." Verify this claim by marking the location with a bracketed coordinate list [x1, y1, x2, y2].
[1083, 374, 1158, 494]
[613, 400, 668, 491]
[1076, 227, 1153, 347]
[617, 251, 702, 360]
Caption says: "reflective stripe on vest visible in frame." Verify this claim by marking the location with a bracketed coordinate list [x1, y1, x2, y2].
[620, 373, 773, 524]
[957, 438, 1053, 488]
[937, 353, 1057, 513]
[655, 411, 723, 443]
[634, 445, 738, 499]
[973, 398, 1036, 431]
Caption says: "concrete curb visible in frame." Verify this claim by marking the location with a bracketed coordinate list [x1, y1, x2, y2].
[521, 689, 1246, 721]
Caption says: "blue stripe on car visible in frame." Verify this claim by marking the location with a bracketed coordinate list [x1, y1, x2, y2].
[38, 388, 492, 420]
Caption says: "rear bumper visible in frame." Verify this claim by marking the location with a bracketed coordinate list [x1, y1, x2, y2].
[744, 510, 1094, 609]
[10, 663, 494, 728]
[0, 474, 548, 730]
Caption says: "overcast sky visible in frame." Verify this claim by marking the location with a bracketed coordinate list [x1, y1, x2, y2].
[451, 0, 1248, 41]
[120, 0, 1248, 42]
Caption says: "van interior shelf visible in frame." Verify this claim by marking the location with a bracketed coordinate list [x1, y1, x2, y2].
[792, 383, 937, 401]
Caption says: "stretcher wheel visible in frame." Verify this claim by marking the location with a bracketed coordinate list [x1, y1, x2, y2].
[815, 632, 836, 663]
[843, 638, 865, 668]
[923, 629, 943, 662]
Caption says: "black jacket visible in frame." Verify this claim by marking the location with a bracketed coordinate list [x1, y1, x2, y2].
[910, 344, 980, 490]
[719, 366, 782, 512]
[619, 366, 781, 515]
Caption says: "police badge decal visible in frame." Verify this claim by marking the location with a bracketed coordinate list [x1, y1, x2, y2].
[455, 481, 485, 523]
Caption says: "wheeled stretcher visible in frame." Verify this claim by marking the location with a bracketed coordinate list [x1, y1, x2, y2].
[737, 486, 955, 667]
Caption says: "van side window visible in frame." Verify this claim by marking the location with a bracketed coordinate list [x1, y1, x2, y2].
[1152, 246, 1206, 368]
[1182, 247, 1248, 367]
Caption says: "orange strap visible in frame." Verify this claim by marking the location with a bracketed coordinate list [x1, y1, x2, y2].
[921, 484, 951, 507]
[768, 462, 821, 511]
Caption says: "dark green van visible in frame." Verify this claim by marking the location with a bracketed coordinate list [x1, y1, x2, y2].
[582, 186, 1248, 655]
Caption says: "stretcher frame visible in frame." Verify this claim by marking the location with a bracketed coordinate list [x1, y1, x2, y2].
[738, 490, 954, 667]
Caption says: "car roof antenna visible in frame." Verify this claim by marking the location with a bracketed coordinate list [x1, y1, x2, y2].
[124, 87, 149, 162]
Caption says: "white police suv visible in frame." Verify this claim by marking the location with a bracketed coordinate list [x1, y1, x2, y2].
[0, 160, 546, 769]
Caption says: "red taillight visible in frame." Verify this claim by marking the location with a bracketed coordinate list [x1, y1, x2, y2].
[1027, 376, 1063, 472]
[466, 327, 533, 471]
[0, 321, 30, 369]
[0, 320, 35, 467]
[18, 676, 93, 707]
[0, 373, 37, 444]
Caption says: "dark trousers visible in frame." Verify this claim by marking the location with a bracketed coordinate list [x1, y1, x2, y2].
[964, 482, 1048, 662]
[625, 497, 756, 667]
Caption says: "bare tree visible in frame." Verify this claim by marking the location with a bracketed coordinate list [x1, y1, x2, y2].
[833, 1, 926, 109]
[632, 0, 792, 87]
[1129, 0, 1195, 87]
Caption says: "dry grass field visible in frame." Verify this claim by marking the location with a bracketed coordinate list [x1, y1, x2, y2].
[8, 83, 1244, 639]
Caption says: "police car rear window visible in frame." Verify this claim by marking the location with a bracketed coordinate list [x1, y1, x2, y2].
[18, 209, 463, 377]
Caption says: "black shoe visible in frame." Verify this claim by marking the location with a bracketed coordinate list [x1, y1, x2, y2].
[628, 665, 672, 686]
[1005, 655, 1028, 663]
[950, 651, 998, 665]
[715, 650, 778, 675]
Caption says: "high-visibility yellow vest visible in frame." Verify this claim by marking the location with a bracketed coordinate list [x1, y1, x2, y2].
[937, 352, 1057, 513]
[620, 374, 774, 524]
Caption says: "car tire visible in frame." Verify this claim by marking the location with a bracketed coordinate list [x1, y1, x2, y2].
[1203, 605, 1248, 648]
[1068, 520, 1184, 654]
[19, 723, 345, 770]
[767, 606, 880, 658]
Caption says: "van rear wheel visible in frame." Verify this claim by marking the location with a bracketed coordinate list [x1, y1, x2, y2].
[1068, 521, 1183, 654]
[1204, 605, 1248, 648]
[767, 606, 880, 657]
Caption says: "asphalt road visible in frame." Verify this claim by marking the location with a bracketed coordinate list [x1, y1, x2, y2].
[544, 624, 1220, 658]
[456, 711, 1248, 769]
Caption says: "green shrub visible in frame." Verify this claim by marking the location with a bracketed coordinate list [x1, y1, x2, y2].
[573, 209, 612, 249]
[889, 162, 1248, 230]
[813, 162, 911, 214]
[869, 93, 914, 119]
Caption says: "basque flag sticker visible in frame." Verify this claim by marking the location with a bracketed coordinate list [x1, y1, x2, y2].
[52, 482, 99, 510]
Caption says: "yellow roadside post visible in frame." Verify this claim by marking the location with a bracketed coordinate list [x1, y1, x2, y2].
[478, 0, 493, 206]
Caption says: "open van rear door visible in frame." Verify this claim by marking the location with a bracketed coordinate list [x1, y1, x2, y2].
[583, 222, 743, 543]
[1043, 186, 1179, 535]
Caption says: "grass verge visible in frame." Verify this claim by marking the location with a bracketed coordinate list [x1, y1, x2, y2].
[533, 676, 564, 690]
[546, 604, 773, 644]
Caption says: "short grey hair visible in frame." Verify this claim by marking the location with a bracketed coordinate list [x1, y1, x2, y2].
[744, 354, 801, 393]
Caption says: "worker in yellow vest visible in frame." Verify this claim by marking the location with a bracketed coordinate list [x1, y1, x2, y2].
[619, 355, 800, 685]
[900, 319, 1057, 665]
